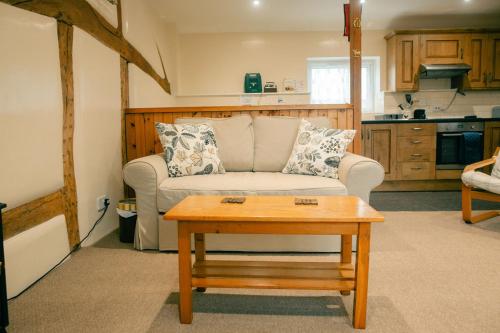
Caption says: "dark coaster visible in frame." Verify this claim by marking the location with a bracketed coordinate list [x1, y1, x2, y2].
[221, 197, 246, 204]
[295, 198, 318, 206]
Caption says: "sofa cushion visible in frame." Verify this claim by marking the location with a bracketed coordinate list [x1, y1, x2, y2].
[157, 172, 347, 212]
[283, 119, 356, 179]
[253, 116, 330, 172]
[176, 115, 254, 172]
[155, 122, 225, 177]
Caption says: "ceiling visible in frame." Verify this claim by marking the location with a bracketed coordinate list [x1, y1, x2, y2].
[147, 0, 500, 33]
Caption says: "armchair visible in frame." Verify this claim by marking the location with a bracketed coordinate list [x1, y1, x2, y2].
[461, 147, 500, 223]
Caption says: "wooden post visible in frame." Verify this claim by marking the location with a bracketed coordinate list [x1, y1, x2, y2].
[350, 0, 362, 154]
[58, 21, 80, 249]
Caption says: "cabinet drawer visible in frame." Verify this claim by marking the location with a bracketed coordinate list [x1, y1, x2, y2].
[397, 124, 436, 137]
[398, 162, 435, 180]
[397, 148, 436, 162]
[397, 136, 436, 162]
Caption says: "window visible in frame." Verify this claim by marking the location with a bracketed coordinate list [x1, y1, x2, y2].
[308, 57, 380, 113]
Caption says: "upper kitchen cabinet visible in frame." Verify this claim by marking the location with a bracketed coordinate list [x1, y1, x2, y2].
[486, 34, 500, 88]
[420, 34, 466, 64]
[464, 34, 489, 89]
[386, 34, 419, 91]
[464, 33, 500, 89]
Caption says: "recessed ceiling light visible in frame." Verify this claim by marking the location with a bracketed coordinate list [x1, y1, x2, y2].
[360, 0, 366, 3]
[253, 0, 261, 7]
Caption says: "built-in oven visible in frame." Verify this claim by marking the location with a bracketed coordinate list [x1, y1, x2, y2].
[436, 122, 484, 170]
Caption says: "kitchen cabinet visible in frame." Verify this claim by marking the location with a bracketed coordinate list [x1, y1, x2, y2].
[464, 34, 489, 89]
[386, 29, 500, 92]
[486, 34, 500, 88]
[465, 33, 500, 89]
[484, 121, 500, 159]
[420, 34, 466, 64]
[396, 123, 436, 180]
[363, 124, 398, 181]
[386, 34, 419, 91]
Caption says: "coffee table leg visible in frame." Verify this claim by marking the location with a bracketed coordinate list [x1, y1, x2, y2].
[178, 222, 193, 324]
[340, 234, 352, 296]
[194, 233, 206, 292]
[353, 223, 371, 329]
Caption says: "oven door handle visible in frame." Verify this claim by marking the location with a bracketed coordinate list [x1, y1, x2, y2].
[440, 133, 464, 137]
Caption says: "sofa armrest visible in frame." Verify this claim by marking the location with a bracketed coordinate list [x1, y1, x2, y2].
[123, 154, 168, 250]
[338, 152, 384, 203]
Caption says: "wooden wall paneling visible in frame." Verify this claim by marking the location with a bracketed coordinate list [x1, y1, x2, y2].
[125, 115, 137, 161]
[350, 0, 362, 153]
[153, 113, 165, 153]
[134, 114, 146, 158]
[3, 191, 65, 239]
[338, 109, 348, 129]
[57, 21, 80, 248]
[144, 113, 156, 156]
[2, 0, 171, 94]
[124, 105, 355, 162]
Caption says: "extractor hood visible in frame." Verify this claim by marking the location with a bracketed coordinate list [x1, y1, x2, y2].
[419, 63, 471, 79]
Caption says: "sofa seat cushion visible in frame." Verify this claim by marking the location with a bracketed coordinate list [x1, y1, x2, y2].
[157, 172, 347, 212]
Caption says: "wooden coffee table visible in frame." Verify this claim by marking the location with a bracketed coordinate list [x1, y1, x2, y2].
[164, 195, 384, 329]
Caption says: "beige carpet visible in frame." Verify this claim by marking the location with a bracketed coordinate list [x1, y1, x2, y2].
[7, 211, 500, 333]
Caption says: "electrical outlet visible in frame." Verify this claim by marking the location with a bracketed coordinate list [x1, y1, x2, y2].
[96, 195, 109, 212]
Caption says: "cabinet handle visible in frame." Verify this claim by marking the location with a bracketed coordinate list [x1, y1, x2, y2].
[412, 127, 423, 131]
[411, 140, 422, 144]
[411, 154, 423, 157]
[460, 48, 464, 60]
[367, 130, 370, 140]
[411, 167, 423, 170]
[484, 72, 488, 84]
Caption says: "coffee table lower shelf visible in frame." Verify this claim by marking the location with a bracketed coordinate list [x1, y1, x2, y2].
[192, 260, 355, 291]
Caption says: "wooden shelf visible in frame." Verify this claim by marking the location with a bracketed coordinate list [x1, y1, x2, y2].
[192, 260, 355, 291]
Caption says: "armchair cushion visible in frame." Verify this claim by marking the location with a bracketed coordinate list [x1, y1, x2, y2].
[462, 171, 500, 195]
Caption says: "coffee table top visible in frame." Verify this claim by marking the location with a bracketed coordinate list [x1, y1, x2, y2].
[164, 196, 384, 223]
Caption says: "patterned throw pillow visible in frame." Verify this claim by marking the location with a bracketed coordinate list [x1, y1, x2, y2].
[155, 122, 225, 177]
[282, 119, 356, 179]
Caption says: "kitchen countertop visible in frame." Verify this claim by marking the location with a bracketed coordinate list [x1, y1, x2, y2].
[362, 117, 500, 124]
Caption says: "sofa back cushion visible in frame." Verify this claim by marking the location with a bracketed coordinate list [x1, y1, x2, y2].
[253, 116, 330, 172]
[176, 115, 254, 171]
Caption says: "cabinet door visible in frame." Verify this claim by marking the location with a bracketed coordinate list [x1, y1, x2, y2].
[484, 121, 500, 159]
[464, 34, 489, 89]
[396, 35, 419, 91]
[486, 34, 500, 88]
[363, 124, 397, 181]
[420, 34, 466, 64]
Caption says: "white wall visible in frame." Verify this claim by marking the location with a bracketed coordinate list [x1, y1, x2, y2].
[0, 3, 70, 298]
[0, 4, 64, 207]
[176, 30, 388, 108]
[0, 0, 178, 298]
[122, 0, 178, 107]
[73, 27, 123, 245]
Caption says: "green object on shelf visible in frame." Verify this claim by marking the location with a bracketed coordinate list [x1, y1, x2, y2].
[244, 73, 262, 93]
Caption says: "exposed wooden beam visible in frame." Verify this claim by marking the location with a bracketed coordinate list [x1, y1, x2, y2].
[121, 56, 129, 167]
[349, 0, 362, 154]
[57, 21, 80, 248]
[2, 0, 170, 94]
[3, 191, 65, 239]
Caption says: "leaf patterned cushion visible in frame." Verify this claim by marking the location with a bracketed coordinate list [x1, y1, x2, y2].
[155, 122, 225, 177]
[282, 119, 356, 179]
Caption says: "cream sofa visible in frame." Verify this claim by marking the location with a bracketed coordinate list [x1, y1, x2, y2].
[123, 115, 384, 251]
